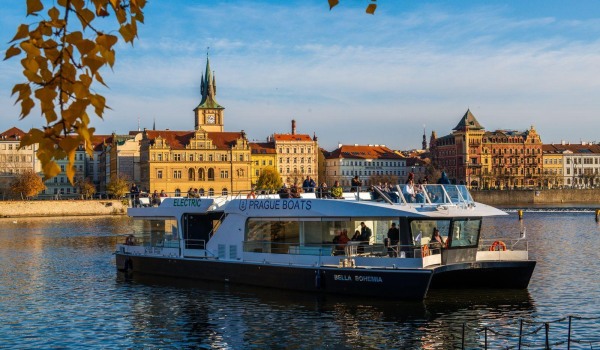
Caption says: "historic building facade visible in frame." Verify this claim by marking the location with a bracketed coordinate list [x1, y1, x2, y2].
[0, 127, 40, 197]
[139, 57, 252, 195]
[273, 120, 319, 186]
[249, 142, 277, 186]
[324, 144, 406, 188]
[543, 143, 600, 188]
[432, 110, 543, 189]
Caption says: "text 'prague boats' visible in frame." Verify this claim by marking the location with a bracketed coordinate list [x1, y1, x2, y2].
[115, 184, 535, 300]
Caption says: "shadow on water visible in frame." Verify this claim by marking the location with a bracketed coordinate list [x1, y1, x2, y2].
[118, 272, 535, 349]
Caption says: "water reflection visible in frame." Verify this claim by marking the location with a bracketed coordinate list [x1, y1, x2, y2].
[1, 214, 599, 349]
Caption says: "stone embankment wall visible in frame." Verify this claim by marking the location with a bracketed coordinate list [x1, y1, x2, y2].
[472, 189, 600, 206]
[0, 200, 127, 218]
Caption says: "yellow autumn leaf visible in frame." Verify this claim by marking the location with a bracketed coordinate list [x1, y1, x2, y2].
[76, 39, 96, 56]
[328, 0, 339, 10]
[42, 160, 61, 180]
[78, 8, 96, 29]
[82, 56, 104, 75]
[26, 0, 44, 15]
[366, 3, 377, 14]
[4, 46, 22, 61]
[96, 34, 118, 51]
[20, 41, 41, 56]
[21, 128, 45, 147]
[10, 24, 30, 43]
[119, 24, 135, 43]
[48, 7, 60, 21]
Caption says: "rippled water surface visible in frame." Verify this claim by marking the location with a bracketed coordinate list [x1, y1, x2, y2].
[1, 213, 599, 349]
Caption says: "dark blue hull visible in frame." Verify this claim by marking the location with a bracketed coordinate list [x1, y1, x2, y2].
[116, 253, 432, 300]
[430, 260, 536, 289]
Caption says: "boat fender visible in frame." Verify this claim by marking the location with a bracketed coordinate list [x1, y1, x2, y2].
[421, 245, 430, 257]
[125, 235, 136, 246]
[489, 240, 507, 251]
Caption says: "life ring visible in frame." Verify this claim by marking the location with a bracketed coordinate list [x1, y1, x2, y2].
[489, 240, 507, 251]
[421, 245, 430, 257]
[125, 234, 137, 246]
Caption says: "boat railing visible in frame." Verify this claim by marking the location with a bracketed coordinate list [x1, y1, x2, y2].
[476, 238, 530, 261]
[242, 241, 441, 259]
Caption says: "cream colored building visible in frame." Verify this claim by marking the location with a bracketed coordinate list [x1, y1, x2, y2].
[274, 120, 319, 186]
[0, 127, 39, 198]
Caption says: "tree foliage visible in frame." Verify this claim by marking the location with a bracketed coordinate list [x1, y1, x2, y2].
[328, 0, 377, 14]
[255, 167, 283, 193]
[10, 170, 46, 199]
[77, 178, 97, 199]
[5, 0, 146, 183]
[106, 174, 129, 198]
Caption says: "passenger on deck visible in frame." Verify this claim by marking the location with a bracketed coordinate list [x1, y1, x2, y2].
[437, 171, 451, 184]
[302, 176, 316, 193]
[278, 185, 292, 198]
[429, 228, 445, 249]
[160, 189, 168, 197]
[152, 190, 160, 206]
[387, 223, 400, 246]
[359, 222, 372, 243]
[403, 179, 416, 203]
[290, 183, 302, 198]
[331, 181, 344, 199]
[247, 188, 257, 199]
[317, 182, 331, 199]
[333, 229, 350, 255]
[351, 175, 362, 192]
[351, 230, 361, 241]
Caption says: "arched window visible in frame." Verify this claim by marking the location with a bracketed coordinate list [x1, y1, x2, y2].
[208, 168, 215, 180]
[222, 188, 228, 195]
[208, 188, 214, 196]
[188, 168, 195, 181]
[199, 188, 205, 196]
[198, 168, 205, 181]
[175, 188, 181, 197]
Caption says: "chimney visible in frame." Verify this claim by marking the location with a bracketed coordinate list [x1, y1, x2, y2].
[291, 119, 296, 135]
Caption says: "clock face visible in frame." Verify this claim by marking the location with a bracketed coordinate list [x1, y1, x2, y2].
[207, 115, 215, 124]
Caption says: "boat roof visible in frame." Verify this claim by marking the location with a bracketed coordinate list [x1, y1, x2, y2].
[128, 185, 506, 219]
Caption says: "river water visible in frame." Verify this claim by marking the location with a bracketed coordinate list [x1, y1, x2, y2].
[1, 211, 599, 349]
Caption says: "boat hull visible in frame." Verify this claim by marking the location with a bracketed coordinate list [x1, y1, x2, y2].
[429, 260, 536, 289]
[116, 253, 432, 300]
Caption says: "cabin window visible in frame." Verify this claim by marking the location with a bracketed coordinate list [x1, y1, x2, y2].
[410, 220, 451, 246]
[447, 219, 481, 248]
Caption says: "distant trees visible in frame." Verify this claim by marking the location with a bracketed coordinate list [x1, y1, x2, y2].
[10, 170, 46, 199]
[77, 178, 97, 199]
[256, 167, 283, 193]
[106, 175, 129, 198]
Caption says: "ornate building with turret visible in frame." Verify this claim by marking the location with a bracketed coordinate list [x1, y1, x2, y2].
[432, 110, 543, 189]
[139, 56, 252, 195]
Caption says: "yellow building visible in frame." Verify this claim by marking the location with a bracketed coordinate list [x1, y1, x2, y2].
[139, 57, 252, 195]
[541, 145, 564, 188]
[249, 142, 277, 186]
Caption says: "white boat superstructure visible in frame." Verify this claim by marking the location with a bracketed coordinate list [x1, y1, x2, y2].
[116, 185, 535, 299]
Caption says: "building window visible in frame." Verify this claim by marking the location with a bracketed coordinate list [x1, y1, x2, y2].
[188, 168, 195, 181]
[199, 188, 205, 196]
[157, 170, 163, 179]
[174, 154, 181, 161]
[208, 188, 214, 196]
[157, 154, 162, 161]
[209, 154, 213, 161]
[175, 188, 181, 196]
[222, 188, 228, 195]
[221, 154, 227, 162]
[198, 168, 205, 180]
[189, 154, 194, 161]
[208, 168, 215, 180]
[220, 170, 229, 179]
[173, 170, 182, 179]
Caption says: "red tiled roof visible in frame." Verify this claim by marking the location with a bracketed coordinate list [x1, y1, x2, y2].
[273, 133, 313, 142]
[543, 143, 600, 154]
[249, 142, 276, 154]
[326, 145, 404, 160]
[144, 130, 246, 150]
[0, 127, 26, 140]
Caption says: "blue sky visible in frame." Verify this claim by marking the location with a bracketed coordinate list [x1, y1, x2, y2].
[2, 0, 600, 150]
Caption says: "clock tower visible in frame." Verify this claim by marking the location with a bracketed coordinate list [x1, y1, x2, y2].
[194, 55, 224, 132]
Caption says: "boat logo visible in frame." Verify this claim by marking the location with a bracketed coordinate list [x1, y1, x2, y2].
[239, 199, 247, 211]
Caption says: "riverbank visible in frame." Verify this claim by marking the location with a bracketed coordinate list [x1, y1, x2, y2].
[0, 200, 127, 218]
[472, 188, 600, 206]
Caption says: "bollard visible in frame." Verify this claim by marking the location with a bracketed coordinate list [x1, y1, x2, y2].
[595, 209, 599, 222]
[518, 209, 523, 220]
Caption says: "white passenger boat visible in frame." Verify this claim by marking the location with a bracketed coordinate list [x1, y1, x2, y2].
[115, 185, 535, 300]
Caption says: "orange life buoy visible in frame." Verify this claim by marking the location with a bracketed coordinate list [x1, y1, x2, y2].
[421, 244, 430, 257]
[489, 240, 507, 251]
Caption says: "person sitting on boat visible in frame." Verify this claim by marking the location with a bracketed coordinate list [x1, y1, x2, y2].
[359, 222, 372, 243]
[351, 175, 362, 192]
[247, 188, 257, 199]
[331, 181, 344, 199]
[278, 185, 291, 199]
[290, 183, 303, 198]
[429, 227, 444, 250]
[386, 222, 400, 257]
[152, 190, 160, 206]
[302, 176, 316, 193]
[437, 171, 451, 185]
[403, 179, 416, 203]
[317, 182, 330, 199]
[351, 230, 361, 241]
[333, 229, 350, 255]
[159, 189, 168, 197]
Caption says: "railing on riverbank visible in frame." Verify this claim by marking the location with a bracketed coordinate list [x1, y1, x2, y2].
[453, 314, 600, 349]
